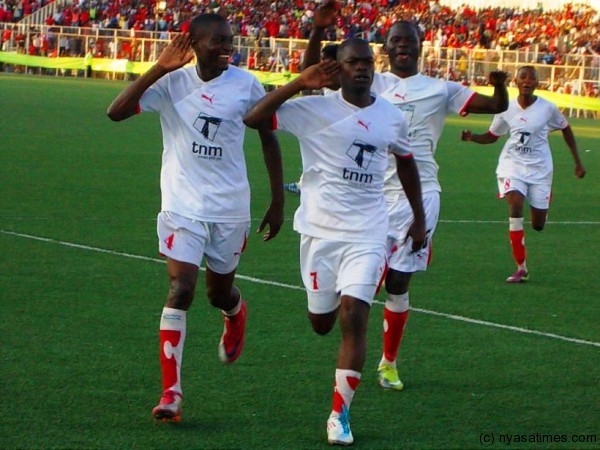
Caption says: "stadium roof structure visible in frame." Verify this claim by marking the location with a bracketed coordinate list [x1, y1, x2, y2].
[439, 0, 600, 12]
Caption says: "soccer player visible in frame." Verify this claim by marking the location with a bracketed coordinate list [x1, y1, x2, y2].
[461, 65, 586, 282]
[302, 4, 509, 393]
[244, 38, 426, 445]
[283, 43, 340, 196]
[106, 14, 284, 422]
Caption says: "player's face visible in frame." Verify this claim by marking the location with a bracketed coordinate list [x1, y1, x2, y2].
[191, 21, 233, 72]
[385, 23, 421, 75]
[338, 42, 374, 92]
[515, 68, 538, 96]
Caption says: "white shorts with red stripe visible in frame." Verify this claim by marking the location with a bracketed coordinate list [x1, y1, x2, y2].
[157, 211, 250, 274]
[386, 191, 440, 273]
[300, 235, 386, 314]
[497, 177, 552, 210]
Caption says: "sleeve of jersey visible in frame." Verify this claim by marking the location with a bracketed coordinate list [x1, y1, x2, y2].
[139, 77, 168, 113]
[446, 81, 476, 116]
[389, 118, 413, 159]
[248, 77, 267, 112]
[275, 98, 318, 138]
[548, 104, 569, 130]
[488, 114, 508, 137]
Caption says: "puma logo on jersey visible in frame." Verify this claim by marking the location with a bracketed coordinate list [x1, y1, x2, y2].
[357, 120, 371, 131]
[519, 117, 528, 123]
[394, 93, 407, 101]
[201, 93, 215, 104]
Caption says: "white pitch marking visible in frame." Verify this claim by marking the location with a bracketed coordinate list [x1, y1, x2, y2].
[1, 228, 599, 349]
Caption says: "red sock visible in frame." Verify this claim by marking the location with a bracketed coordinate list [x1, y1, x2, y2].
[332, 369, 361, 414]
[159, 308, 186, 394]
[383, 308, 409, 363]
[509, 229, 526, 266]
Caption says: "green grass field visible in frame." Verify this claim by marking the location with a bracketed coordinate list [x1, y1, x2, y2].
[1, 74, 599, 449]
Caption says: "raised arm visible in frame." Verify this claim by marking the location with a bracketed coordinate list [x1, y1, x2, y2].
[394, 155, 426, 252]
[561, 125, 586, 178]
[107, 33, 194, 121]
[465, 70, 509, 114]
[243, 61, 340, 129]
[461, 129, 499, 145]
[256, 125, 285, 241]
[301, 0, 338, 70]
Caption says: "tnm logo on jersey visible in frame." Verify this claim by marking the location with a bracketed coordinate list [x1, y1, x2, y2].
[192, 141, 223, 159]
[343, 139, 377, 184]
[193, 114, 222, 141]
[515, 131, 532, 154]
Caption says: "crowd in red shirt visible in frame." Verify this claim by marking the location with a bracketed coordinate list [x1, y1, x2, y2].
[1, 0, 598, 58]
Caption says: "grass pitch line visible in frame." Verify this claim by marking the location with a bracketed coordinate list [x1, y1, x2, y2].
[2, 228, 599, 349]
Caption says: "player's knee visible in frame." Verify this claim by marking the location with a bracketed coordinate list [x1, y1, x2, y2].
[308, 311, 336, 335]
[168, 279, 195, 308]
[205, 286, 230, 308]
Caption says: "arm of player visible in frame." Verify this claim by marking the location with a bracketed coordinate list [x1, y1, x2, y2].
[461, 129, 499, 144]
[243, 61, 340, 129]
[393, 154, 426, 252]
[257, 126, 285, 241]
[561, 125, 586, 178]
[465, 71, 509, 114]
[106, 33, 194, 121]
[301, 0, 338, 70]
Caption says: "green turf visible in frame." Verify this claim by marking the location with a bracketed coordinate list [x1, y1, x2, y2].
[1, 74, 599, 449]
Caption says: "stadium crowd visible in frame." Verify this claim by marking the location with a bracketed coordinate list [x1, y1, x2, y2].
[1, 0, 599, 54]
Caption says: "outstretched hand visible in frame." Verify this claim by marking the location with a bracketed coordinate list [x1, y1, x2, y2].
[257, 202, 284, 241]
[299, 60, 340, 90]
[575, 163, 586, 178]
[488, 70, 508, 86]
[461, 129, 473, 141]
[313, 0, 339, 29]
[156, 33, 195, 72]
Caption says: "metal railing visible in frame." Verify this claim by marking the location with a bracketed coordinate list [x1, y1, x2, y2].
[1, 21, 598, 100]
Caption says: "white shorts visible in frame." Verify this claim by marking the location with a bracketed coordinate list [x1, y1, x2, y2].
[300, 235, 386, 314]
[497, 177, 551, 210]
[157, 211, 250, 274]
[386, 191, 440, 273]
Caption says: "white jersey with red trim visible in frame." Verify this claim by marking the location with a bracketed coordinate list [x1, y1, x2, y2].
[139, 65, 265, 222]
[489, 97, 568, 184]
[371, 72, 476, 201]
[275, 91, 412, 244]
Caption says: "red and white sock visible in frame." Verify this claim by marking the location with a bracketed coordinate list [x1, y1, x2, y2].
[380, 292, 409, 367]
[331, 369, 361, 417]
[159, 307, 186, 395]
[509, 217, 527, 271]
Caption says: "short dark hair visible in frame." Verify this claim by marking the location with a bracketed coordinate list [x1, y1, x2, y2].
[517, 65, 537, 78]
[321, 44, 339, 61]
[386, 20, 423, 43]
[189, 13, 227, 38]
[337, 37, 371, 62]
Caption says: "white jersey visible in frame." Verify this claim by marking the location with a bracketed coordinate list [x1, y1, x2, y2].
[489, 97, 568, 184]
[139, 65, 266, 222]
[275, 91, 412, 245]
[371, 72, 475, 202]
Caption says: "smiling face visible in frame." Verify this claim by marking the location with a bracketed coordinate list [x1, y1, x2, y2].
[190, 15, 233, 80]
[385, 21, 421, 77]
[515, 66, 538, 96]
[337, 38, 375, 94]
